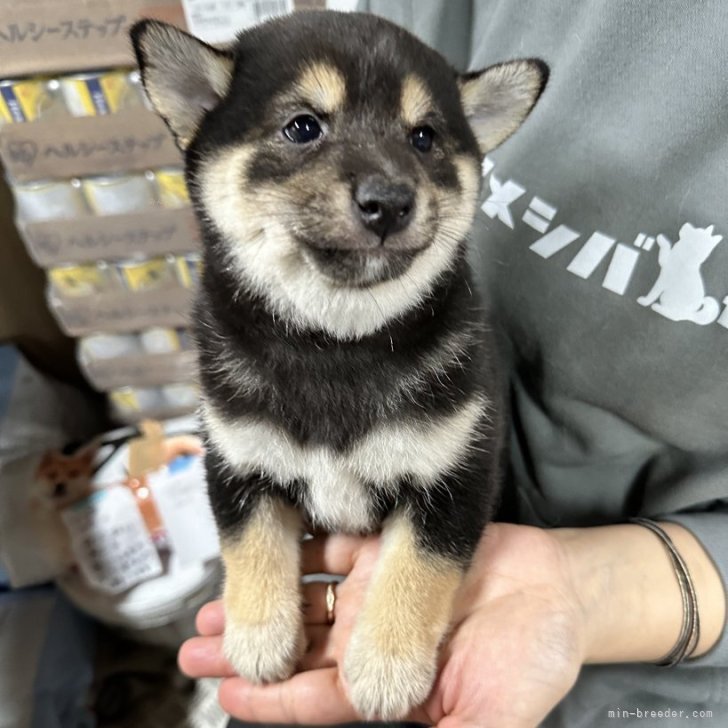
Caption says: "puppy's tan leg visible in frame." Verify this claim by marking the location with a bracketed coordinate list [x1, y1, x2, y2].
[222, 497, 305, 683]
[344, 511, 463, 720]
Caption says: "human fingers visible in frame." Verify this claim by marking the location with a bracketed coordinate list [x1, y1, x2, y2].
[195, 599, 224, 636]
[178, 635, 236, 678]
[180, 622, 338, 679]
[219, 668, 433, 725]
[302, 580, 340, 625]
[301, 533, 368, 575]
[218, 668, 359, 724]
[300, 625, 337, 671]
[200, 575, 343, 632]
[196, 583, 343, 632]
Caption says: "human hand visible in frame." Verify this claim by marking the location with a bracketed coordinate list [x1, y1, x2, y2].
[179, 522, 588, 727]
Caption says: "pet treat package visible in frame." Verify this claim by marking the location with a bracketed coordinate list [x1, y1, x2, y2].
[0, 413, 219, 592]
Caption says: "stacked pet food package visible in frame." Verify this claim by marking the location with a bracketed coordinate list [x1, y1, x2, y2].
[0, 0, 203, 423]
[1, 1, 321, 424]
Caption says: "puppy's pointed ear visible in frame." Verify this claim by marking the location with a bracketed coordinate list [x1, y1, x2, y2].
[458, 59, 548, 155]
[130, 20, 234, 149]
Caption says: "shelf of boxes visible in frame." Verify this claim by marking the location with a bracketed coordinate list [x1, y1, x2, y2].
[79, 327, 197, 389]
[0, 1, 199, 423]
[0, 0, 324, 423]
[78, 326, 199, 422]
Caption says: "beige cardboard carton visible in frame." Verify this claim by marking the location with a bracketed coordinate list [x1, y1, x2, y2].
[0, 0, 187, 78]
[21, 207, 199, 266]
[81, 349, 197, 391]
[1, 109, 181, 182]
[49, 285, 192, 336]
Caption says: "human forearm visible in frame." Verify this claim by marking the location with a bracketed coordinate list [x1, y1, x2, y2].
[553, 522, 726, 664]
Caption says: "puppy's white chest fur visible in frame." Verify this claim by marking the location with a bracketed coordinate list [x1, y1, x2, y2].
[203, 397, 486, 532]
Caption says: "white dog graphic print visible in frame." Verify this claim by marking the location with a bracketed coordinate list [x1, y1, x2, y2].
[637, 223, 723, 325]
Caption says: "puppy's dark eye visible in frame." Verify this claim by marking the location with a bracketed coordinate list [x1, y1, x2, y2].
[283, 115, 323, 144]
[410, 125, 435, 152]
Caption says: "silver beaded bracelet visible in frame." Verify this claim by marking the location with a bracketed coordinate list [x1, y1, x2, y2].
[630, 517, 701, 667]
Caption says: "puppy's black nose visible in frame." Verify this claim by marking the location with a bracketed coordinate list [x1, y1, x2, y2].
[354, 176, 415, 240]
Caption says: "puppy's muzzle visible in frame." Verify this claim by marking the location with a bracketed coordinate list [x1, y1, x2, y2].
[354, 175, 415, 241]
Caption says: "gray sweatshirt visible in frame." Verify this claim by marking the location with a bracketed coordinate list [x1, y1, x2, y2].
[359, 1, 728, 725]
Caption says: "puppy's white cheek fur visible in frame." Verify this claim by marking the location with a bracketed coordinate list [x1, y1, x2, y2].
[198, 149, 480, 340]
[221, 500, 305, 683]
[344, 514, 463, 720]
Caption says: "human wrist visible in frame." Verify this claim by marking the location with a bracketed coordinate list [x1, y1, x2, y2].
[553, 525, 656, 663]
[551, 523, 726, 664]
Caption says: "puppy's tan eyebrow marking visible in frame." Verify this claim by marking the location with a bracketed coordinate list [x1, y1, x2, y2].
[401, 74, 434, 126]
[295, 62, 346, 114]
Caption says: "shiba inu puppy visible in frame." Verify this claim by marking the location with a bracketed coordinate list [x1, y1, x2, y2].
[132, 11, 547, 719]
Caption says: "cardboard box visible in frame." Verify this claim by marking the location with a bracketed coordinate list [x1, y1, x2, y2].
[1, 108, 181, 182]
[49, 285, 192, 336]
[112, 401, 198, 425]
[0, 0, 325, 79]
[21, 207, 199, 266]
[81, 349, 196, 390]
[0, 177, 80, 380]
[0, 0, 324, 382]
[0, 0, 187, 78]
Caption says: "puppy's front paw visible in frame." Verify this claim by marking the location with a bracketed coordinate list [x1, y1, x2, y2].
[343, 632, 436, 720]
[223, 611, 305, 684]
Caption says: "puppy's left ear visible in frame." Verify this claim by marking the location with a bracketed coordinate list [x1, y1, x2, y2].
[458, 59, 549, 155]
[130, 20, 234, 149]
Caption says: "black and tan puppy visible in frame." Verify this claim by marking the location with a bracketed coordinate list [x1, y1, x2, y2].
[132, 11, 546, 719]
